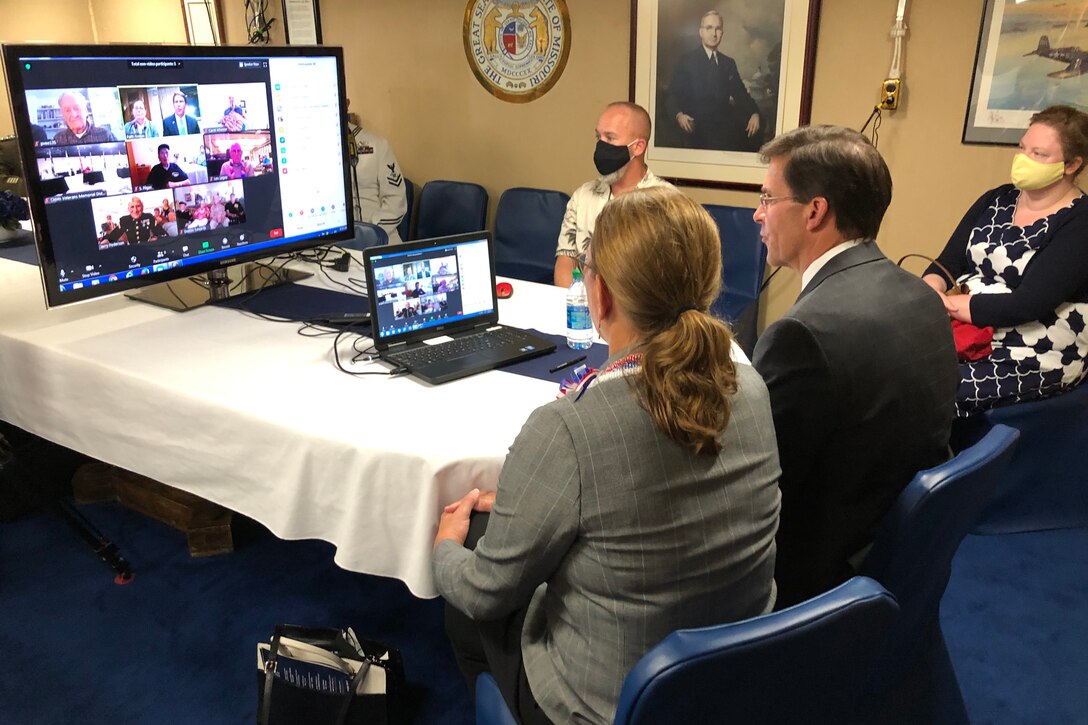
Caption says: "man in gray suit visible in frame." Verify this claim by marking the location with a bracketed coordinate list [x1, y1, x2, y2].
[751, 125, 959, 608]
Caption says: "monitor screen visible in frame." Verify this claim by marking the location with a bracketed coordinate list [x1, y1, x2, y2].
[1, 43, 352, 308]
[366, 233, 497, 343]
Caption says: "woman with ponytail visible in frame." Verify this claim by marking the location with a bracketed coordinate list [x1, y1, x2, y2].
[433, 186, 781, 725]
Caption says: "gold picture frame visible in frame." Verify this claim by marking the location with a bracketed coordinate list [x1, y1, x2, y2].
[462, 0, 573, 104]
[631, 0, 820, 189]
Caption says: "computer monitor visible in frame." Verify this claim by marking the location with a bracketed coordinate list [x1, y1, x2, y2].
[1, 43, 353, 309]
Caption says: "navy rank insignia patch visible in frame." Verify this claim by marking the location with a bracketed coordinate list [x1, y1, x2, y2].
[463, 0, 571, 103]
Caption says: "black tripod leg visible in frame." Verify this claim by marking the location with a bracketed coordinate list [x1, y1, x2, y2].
[2, 426, 132, 583]
[56, 497, 134, 584]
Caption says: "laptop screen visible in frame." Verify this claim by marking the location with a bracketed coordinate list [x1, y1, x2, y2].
[365, 232, 498, 345]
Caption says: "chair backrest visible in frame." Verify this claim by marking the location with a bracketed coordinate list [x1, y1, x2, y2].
[397, 177, 414, 242]
[613, 577, 900, 725]
[493, 187, 570, 284]
[342, 221, 388, 251]
[414, 179, 488, 240]
[476, 672, 518, 725]
[859, 424, 1019, 681]
[702, 204, 767, 353]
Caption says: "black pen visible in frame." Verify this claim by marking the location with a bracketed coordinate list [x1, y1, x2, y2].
[549, 355, 587, 374]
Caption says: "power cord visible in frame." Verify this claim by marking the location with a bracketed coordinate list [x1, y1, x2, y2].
[332, 329, 407, 377]
[860, 105, 883, 146]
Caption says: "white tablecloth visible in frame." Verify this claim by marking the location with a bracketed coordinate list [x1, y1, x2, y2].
[0, 255, 747, 597]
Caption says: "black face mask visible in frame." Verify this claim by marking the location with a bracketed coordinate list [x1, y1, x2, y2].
[594, 139, 632, 176]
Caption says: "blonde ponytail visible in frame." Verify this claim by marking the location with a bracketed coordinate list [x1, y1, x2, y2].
[592, 187, 738, 454]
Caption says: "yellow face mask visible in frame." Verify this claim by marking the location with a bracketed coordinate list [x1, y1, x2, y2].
[1010, 153, 1065, 190]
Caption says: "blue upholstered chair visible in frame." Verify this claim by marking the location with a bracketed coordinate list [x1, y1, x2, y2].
[475, 673, 518, 725]
[340, 221, 388, 251]
[414, 180, 488, 240]
[397, 177, 414, 242]
[859, 424, 1020, 723]
[952, 383, 1088, 534]
[476, 576, 900, 725]
[494, 187, 570, 284]
[702, 204, 767, 356]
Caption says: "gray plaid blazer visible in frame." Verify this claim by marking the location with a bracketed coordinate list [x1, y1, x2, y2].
[434, 362, 781, 724]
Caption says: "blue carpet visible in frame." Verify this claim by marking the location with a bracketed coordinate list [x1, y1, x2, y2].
[941, 528, 1088, 725]
[0, 503, 472, 724]
[3, 502, 1085, 724]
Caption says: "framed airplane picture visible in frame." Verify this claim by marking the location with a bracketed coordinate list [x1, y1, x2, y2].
[964, 0, 1088, 145]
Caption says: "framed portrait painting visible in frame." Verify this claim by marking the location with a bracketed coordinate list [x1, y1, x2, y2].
[964, 0, 1088, 145]
[631, 0, 820, 189]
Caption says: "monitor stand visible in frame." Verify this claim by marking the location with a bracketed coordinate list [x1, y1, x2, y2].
[125, 264, 312, 312]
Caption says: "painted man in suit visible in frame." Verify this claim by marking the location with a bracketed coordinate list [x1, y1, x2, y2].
[751, 125, 959, 608]
[162, 92, 200, 136]
[666, 10, 760, 152]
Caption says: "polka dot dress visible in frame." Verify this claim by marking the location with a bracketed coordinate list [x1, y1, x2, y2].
[956, 191, 1088, 416]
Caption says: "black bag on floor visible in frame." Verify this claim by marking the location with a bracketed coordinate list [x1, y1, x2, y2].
[256, 624, 405, 725]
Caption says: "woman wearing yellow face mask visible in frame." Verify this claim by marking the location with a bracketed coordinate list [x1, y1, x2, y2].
[923, 105, 1088, 416]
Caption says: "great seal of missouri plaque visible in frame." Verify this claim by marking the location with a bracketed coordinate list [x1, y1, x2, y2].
[463, 0, 572, 103]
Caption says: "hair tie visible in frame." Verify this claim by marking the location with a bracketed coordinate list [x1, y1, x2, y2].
[672, 304, 699, 324]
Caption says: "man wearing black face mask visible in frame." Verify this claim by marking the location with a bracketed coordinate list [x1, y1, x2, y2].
[554, 102, 674, 287]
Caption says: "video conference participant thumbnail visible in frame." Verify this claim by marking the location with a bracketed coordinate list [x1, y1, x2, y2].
[161, 87, 202, 136]
[129, 135, 206, 191]
[145, 143, 191, 190]
[90, 192, 168, 247]
[205, 131, 272, 180]
[173, 178, 243, 233]
[121, 97, 159, 139]
[34, 141, 131, 200]
[23, 87, 123, 146]
[54, 89, 119, 145]
[394, 295, 451, 319]
[198, 82, 270, 133]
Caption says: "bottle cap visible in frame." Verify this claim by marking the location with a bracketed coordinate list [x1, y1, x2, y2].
[572, 267, 583, 281]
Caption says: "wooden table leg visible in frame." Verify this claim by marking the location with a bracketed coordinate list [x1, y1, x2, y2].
[72, 462, 234, 557]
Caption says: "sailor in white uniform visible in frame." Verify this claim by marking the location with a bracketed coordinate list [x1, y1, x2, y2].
[349, 114, 407, 245]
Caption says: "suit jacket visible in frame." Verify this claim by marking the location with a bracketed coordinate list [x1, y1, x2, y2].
[433, 363, 781, 725]
[665, 47, 760, 152]
[162, 114, 200, 136]
[752, 243, 958, 607]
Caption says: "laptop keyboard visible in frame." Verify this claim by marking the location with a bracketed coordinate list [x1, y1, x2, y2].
[385, 327, 529, 368]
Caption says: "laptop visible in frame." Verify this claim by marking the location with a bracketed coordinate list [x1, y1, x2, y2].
[363, 231, 556, 384]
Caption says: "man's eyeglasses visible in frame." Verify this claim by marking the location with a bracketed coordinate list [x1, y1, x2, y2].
[576, 253, 594, 274]
[758, 192, 797, 209]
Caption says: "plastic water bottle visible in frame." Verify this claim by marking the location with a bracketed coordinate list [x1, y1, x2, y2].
[566, 268, 593, 349]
